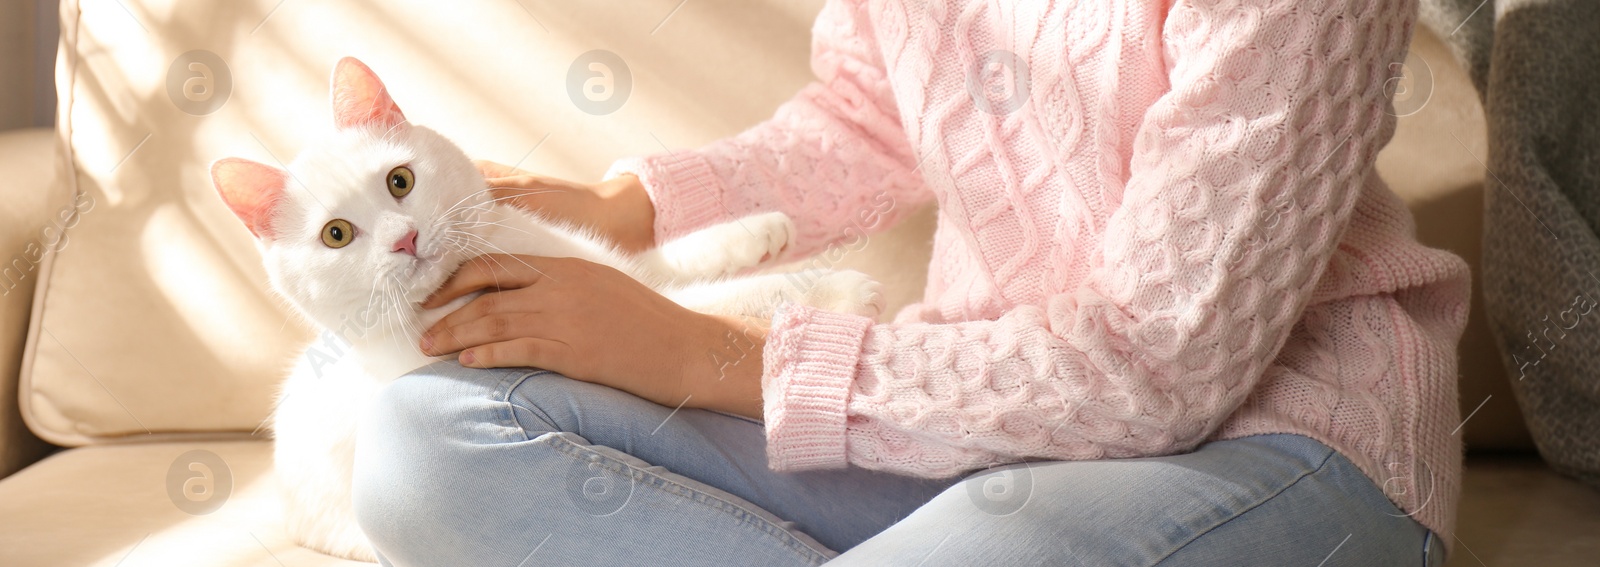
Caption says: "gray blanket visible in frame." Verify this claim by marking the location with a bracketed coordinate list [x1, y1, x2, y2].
[1421, 0, 1600, 484]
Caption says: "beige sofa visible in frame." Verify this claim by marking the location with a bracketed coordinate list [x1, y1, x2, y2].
[0, 1, 1596, 565]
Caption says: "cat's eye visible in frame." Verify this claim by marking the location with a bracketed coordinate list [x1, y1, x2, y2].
[387, 166, 414, 198]
[321, 219, 355, 248]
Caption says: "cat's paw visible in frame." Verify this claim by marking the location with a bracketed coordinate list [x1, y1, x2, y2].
[664, 212, 794, 278]
[805, 270, 885, 318]
[736, 211, 795, 267]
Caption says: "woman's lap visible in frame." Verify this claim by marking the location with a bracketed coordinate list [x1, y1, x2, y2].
[352, 363, 1441, 566]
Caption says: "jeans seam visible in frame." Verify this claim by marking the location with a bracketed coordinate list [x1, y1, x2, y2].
[492, 371, 829, 565]
[1149, 445, 1339, 566]
[543, 433, 832, 566]
[499, 370, 557, 442]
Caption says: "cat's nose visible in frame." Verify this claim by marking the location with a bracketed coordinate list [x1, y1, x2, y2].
[393, 229, 418, 256]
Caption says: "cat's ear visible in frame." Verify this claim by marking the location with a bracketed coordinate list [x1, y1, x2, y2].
[211, 157, 289, 239]
[330, 57, 407, 131]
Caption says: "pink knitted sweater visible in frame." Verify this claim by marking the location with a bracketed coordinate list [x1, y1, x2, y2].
[610, 0, 1470, 541]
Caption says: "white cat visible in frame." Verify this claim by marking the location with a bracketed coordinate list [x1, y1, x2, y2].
[210, 57, 883, 562]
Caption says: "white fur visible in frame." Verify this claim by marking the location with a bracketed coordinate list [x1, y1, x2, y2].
[245, 118, 881, 561]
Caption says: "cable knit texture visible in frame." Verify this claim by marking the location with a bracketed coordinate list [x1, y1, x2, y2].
[609, 0, 1471, 542]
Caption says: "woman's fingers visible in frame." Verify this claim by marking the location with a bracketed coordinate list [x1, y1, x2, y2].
[474, 158, 562, 190]
[486, 173, 565, 189]
[459, 337, 572, 370]
[475, 162, 573, 193]
[486, 183, 569, 208]
[422, 254, 556, 309]
[473, 159, 525, 180]
[422, 307, 546, 356]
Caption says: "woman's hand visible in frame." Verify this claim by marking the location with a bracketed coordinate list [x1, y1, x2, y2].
[418, 254, 768, 419]
[474, 160, 656, 253]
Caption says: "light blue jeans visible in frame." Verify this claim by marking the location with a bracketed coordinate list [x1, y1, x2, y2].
[351, 363, 1445, 566]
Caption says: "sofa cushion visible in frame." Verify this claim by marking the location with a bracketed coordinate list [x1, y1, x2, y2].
[0, 128, 63, 478]
[0, 440, 369, 566]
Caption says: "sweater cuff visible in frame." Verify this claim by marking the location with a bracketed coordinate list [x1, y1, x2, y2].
[605, 153, 729, 243]
[761, 304, 873, 471]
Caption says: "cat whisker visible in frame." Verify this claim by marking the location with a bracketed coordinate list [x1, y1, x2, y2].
[438, 184, 566, 212]
[447, 232, 556, 284]
[356, 276, 384, 336]
[450, 221, 552, 244]
[481, 188, 572, 200]
[436, 189, 571, 226]
[435, 187, 498, 221]
[378, 280, 418, 356]
[444, 235, 532, 292]
[448, 218, 539, 232]
[387, 276, 426, 347]
[456, 190, 571, 213]
[379, 286, 404, 354]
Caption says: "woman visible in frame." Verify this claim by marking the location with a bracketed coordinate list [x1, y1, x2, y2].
[352, 0, 1469, 564]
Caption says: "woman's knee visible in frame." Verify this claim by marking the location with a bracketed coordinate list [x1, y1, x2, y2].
[352, 363, 621, 492]
[351, 364, 540, 551]
[362, 362, 551, 447]
[350, 365, 676, 558]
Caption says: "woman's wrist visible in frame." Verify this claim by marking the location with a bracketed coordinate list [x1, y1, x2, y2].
[681, 314, 768, 420]
[597, 174, 656, 252]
